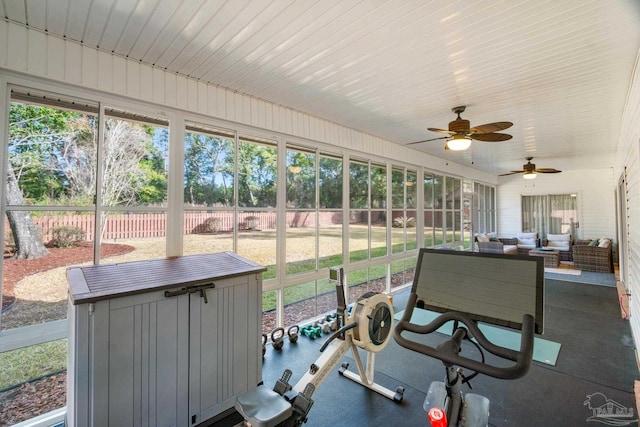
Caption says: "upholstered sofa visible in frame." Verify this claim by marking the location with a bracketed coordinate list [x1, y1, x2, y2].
[515, 232, 539, 255]
[475, 233, 517, 254]
[572, 238, 614, 272]
[541, 233, 572, 261]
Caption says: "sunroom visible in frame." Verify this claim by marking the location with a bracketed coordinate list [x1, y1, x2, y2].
[0, 1, 639, 426]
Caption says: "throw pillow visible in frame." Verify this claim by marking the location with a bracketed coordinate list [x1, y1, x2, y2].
[490, 237, 499, 242]
[598, 238, 611, 248]
[588, 239, 599, 246]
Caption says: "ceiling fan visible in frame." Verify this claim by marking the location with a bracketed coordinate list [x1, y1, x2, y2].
[500, 157, 562, 179]
[407, 106, 513, 151]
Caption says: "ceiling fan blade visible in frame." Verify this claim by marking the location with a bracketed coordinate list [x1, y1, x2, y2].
[406, 136, 449, 145]
[470, 121, 513, 134]
[499, 171, 524, 176]
[470, 133, 512, 142]
[535, 168, 562, 173]
[427, 127, 456, 135]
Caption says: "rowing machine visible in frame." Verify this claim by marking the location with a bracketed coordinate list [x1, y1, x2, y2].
[234, 267, 403, 427]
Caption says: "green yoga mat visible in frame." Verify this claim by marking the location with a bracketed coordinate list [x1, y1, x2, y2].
[394, 309, 561, 366]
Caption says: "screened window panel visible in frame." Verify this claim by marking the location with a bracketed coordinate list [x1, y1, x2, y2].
[349, 160, 368, 209]
[319, 155, 343, 209]
[406, 170, 417, 209]
[286, 148, 316, 209]
[349, 210, 368, 263]
[183, 210, 234, 256]
[237, 211, 277, 280]
[391, 167, 404, 209]
[433, 175, 444, 209]
[424, 210, 435, 247]
[424, 174, 435, 209]
[184, 125, 235, 208]
[318, 211, 343, 269]
[238, 137, 277, 208]
[370, 164, 387, 209]
[286, 211, 317, 275]
[8, 101, 98, 207]
[102, 113, 169, 208]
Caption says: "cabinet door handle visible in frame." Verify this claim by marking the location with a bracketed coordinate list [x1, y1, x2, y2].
[164, 282, 215, 299]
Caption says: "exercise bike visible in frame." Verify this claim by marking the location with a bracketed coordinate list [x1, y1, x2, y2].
[234, 267, 403, 427]
[394, 303, 534, 426]
[393, 248, 542, 427]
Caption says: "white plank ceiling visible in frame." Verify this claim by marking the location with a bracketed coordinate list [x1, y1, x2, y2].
[2, 0, 639, 176]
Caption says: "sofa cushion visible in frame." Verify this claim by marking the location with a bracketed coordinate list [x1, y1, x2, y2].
[503, 245, 518, 254]
[517, 232, 537, 240]
[545, 233, 570, 250]
[516, 232, 537, 249]
[547, 233, 570, 243]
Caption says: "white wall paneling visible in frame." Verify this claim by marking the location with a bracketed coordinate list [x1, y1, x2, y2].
[27, 30, 47, 75]
[614, 50, 640, 349]
[497, 168, 616, 241]
[0, 20, 498, 185]
[81, 47, 99, 88]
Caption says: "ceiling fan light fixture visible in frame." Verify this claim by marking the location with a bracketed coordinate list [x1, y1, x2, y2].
[446, 134, 472, 151]
[523, 170, 537, 180]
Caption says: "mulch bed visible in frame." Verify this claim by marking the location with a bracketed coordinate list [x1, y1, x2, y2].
[0, 242, 134, 426]
[2, 242, 134, 311]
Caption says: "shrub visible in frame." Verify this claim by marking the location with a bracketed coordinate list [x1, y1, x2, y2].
[245, 216, 259, 230]
[51, 226, 85, 247]
[202, 217, 221, 234]
[393, 216, 416, 228]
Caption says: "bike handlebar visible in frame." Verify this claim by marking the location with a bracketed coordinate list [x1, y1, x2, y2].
[393, 293, 534, 380]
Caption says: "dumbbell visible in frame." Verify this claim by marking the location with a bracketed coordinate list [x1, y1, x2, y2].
[271, 327, 285, 350]
[326, 313, 338, 331]
[300, 324, 322, 339]
[287, 325, 299, 344]
[314, 319, 331, 334]
[262, 333, 267, 357]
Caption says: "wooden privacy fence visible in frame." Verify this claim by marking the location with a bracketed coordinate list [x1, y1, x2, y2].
[5, 211, 342, 242]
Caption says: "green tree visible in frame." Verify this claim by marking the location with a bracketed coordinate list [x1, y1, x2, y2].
[236, 141, 277, 207]
[184, 132, 234, 206]
[6, 104, 80, 258]
[319, 156, 343, 209]
[286, 150, 315, 209]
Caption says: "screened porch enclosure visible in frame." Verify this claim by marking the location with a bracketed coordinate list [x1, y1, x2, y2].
[0, 87, 496, 425]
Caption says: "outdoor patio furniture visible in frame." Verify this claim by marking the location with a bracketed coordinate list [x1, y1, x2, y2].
[475, 234, 518, 254]
[528, 248, 560, 268]
[572, 239, 614, 273]
[516, 232, 539, 255]
[541, 234, 572, 261]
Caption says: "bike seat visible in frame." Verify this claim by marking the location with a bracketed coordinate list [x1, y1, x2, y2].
[235, 385, 293, 427]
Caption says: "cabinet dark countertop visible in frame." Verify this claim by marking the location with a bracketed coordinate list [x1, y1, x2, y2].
[67, 251, 266, 305]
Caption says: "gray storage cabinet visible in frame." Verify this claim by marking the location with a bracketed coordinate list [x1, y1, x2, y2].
[66, 252, 265, 427]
